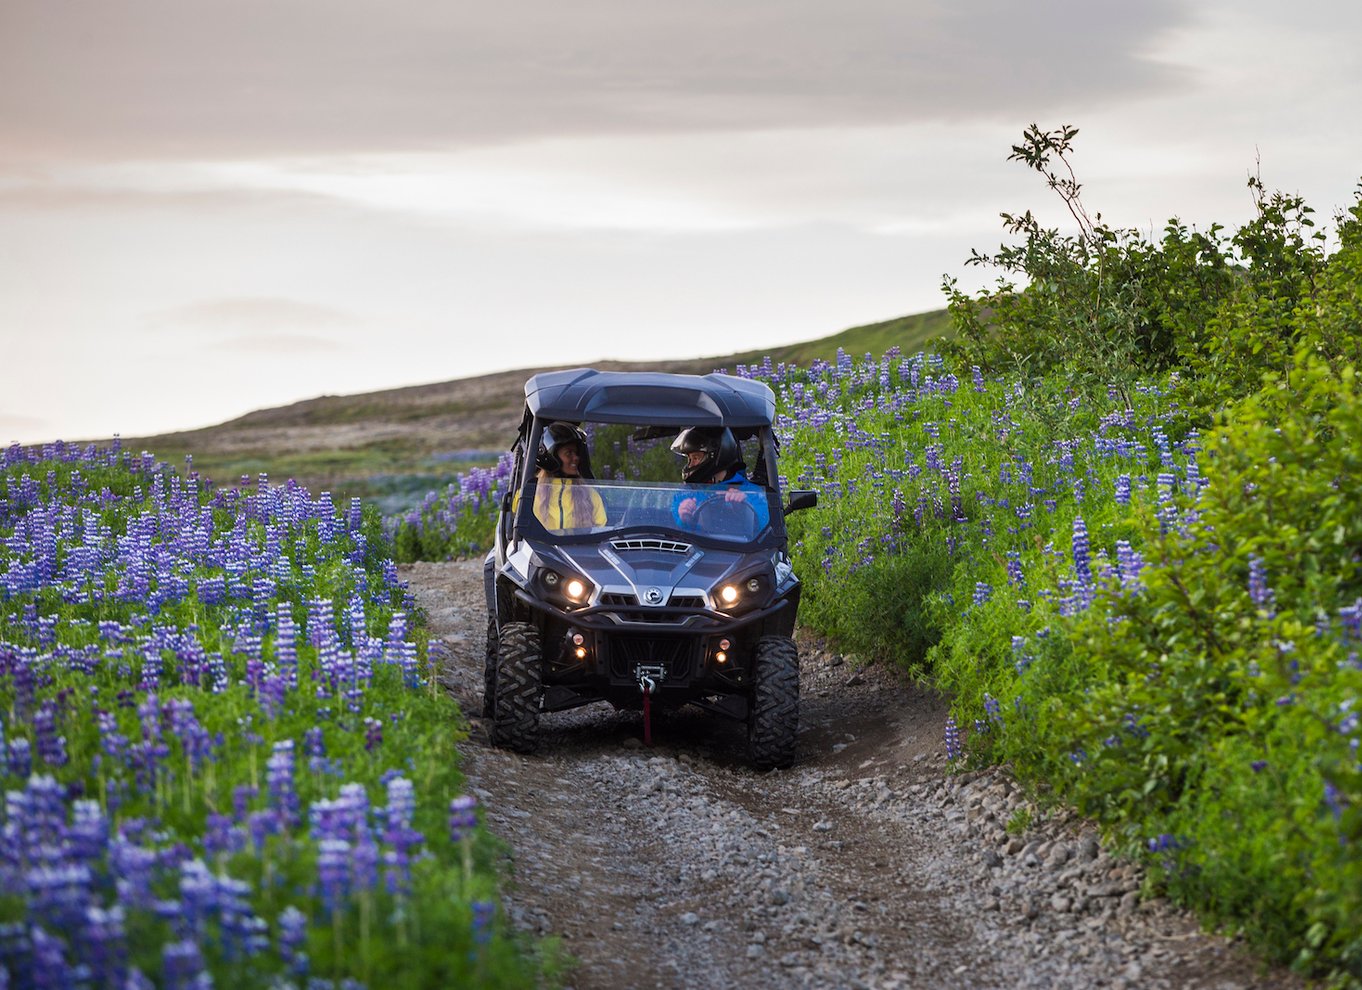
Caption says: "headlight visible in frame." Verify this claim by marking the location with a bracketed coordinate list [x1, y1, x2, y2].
[538, 568, 593, 606]
[713, 573, 769, 611]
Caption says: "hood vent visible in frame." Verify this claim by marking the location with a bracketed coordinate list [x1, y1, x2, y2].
[610, 538, 692, 554]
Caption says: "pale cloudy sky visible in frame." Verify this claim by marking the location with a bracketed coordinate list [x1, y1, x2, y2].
[2, 0, 1360, 444]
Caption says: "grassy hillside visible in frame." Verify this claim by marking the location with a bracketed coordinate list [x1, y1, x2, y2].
[722, 310, 952, 369]
[135, 308, 953, 510]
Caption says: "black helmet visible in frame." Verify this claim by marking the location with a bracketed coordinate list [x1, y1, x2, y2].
[537, 422, 591, 477]
[671, 426, 742, 483]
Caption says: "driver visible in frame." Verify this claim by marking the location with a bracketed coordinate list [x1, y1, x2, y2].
[528, 422, 606, 532]
[670, 426, 770, 531]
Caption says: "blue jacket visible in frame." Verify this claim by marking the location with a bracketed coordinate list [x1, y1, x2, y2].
[671, 470, 770, 533]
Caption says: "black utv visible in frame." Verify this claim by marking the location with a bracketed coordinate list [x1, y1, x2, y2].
[482, 369, 817, 768]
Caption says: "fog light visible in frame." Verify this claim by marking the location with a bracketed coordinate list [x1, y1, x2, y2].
[746, 577, 761, 593]
[543, 571, 559, 586]
[719, 638, 731, 651]
[571, 632, 585, 646]
[575, 647, 587, 659]
[715, 651, 728, 664]
[566, 579, 586, 600]
[720, 585, 739, 605]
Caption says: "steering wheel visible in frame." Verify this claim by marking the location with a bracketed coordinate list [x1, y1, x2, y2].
[693, 495, 759, 535]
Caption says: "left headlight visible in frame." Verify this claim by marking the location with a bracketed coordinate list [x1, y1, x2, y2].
[540, 568, 593, 606]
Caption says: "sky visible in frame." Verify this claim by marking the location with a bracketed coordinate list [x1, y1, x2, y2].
[2, 0, 1360, 445]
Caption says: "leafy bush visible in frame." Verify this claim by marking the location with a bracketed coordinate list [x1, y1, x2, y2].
[979, 351, 1362, 982]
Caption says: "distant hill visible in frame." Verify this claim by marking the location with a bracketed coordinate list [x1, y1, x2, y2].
[136, 308, 953, 512]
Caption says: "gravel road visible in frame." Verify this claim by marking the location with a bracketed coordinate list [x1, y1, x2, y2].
[402, 559, 1297, 990]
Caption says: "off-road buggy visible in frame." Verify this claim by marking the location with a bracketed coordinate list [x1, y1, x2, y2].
[482, 369, 817, 768]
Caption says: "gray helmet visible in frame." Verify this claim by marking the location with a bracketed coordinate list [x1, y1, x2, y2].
[671, 426, 742, 483]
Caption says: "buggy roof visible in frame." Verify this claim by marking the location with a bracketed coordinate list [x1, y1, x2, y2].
[524, 369, 776, 427]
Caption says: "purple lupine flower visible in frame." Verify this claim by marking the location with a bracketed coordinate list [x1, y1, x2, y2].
[383, 776, 420, 895]
[1115, 540, 1144, 592]
[385, 612, 420, 688]
[972, 582, 992, 606]
[267, 740, 299, 828]
[28, 863, 96, 933]
[82, 904, 130, 988]
[352, 830, 381, 894]
[275, 604, 299, 690]
[217, 875, 268, 961]
[166, 699, 213, 773]
[316, 837, 351, 914]
[66, 799, 109, 864]
[944, 715, 962, 761]
[161, 938, 210, 990]
[363, 717, 383, 752]
[471, 900, 496, 947]
[31, 700, 67, 768]
[1005, 551, 1024, 588]
[277, 905, 309, 977]
[28, 924, 75, 989]
[176, 858, 220, 944]
[1071, 516, 1092, 603]
[448, 795, 478, 844]
[1247, 555, 1275, 616]
[6, 735, 30, 784]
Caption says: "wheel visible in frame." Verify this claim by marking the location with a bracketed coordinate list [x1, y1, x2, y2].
[748, 635, 799, 769]
[490, 621, 542, 753]
[482, 616, 498, 718]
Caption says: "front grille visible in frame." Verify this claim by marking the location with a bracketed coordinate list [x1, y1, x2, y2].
[611, 538, 692, 554]
[667, 595, 705, 609]
[608, 636, 695, 681]
[600, 593, 637, 607]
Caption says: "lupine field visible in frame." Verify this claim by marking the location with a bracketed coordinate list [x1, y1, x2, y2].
[0, 441, 549, 988]
[390, 139, 1362, 985]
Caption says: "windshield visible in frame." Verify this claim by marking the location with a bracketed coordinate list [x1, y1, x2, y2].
[517, 478, 781, 547]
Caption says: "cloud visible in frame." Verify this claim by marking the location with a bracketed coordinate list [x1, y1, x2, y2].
[209, 334, 346, 356]
[145, 297, 361, 336]
[0, 180, 343, 214]
[0, 0, 1188, 164]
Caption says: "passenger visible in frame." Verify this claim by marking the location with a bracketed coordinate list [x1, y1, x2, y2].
[530, 422, 606, 532]
[670, 426, 770, 532]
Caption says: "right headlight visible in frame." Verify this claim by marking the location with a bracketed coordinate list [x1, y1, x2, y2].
[712, 573, 769, 612]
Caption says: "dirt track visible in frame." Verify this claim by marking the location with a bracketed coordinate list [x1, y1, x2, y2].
[403, 559, 1297, 990]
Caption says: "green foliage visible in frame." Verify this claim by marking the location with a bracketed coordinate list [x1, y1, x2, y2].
[944, 124, 1362, 419]
[944, 124, 1239, 390]
[968, 351, 1362, 982]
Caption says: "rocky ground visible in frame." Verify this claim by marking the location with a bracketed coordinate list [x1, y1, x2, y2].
[403, 559, 1301, 990]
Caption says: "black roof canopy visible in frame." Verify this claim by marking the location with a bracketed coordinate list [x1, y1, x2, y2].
[524, 369, 776, 428]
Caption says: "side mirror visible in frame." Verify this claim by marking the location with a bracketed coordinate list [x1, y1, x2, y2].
[782, 490, 818, 515]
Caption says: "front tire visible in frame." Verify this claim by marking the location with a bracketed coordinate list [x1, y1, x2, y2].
[490, 621, 542, 753]
[748, 635, 799, 769]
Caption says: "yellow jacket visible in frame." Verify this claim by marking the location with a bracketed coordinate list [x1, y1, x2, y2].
[517, 477, 607, 532]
